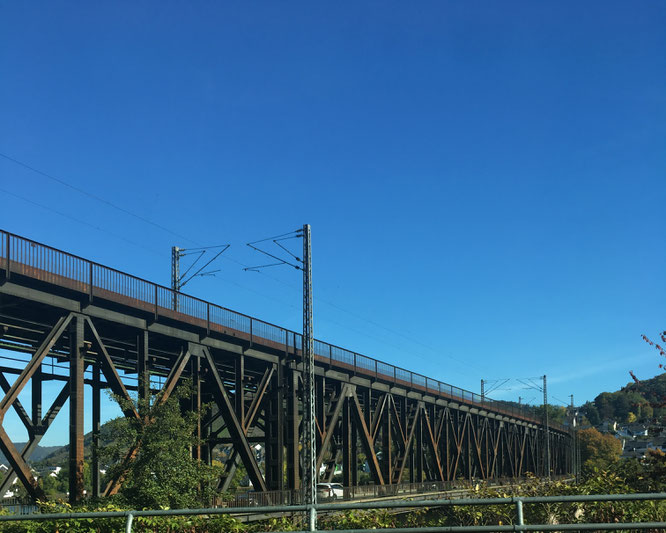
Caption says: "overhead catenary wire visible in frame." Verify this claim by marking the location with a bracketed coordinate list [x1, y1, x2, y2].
[0, 186, 167, 259]
[2, 150, 482, 378]
[0, 152, 201, 246]
[180, 245, 229, 289]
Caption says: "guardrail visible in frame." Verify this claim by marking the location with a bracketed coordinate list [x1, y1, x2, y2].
[1, 492, 665, 532]
[221, 477, 574, 508]
[0, 229, 565, 432]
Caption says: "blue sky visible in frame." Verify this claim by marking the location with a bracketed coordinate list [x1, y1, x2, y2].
[1, 1, 665, 446]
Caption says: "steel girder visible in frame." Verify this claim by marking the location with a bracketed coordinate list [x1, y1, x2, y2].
[0, 290, 572, 502]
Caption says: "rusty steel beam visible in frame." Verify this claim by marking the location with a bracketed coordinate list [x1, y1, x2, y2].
[92, 361, 101, 498]
[137, 331, 150, 403]
[393, 402, 420, 485]
[0, 314, 74, 501]
[469, 416, 485, 480]
[370, 393, 387, 443]
[0, 379, 70, 497]
[286, 368, 300, 490]
[219, 365, 276, 492]
[316, 383, 350, 471]
[244, 366, 274, 433]
[85, 317, 139, 421]
[234, 354, 245, 427]
[389, 395, 406, 447]
[69, 315, 85, 503]
[350, 388, 384, 485]
[0, 314, 73, 416]
[421, 403, 444, 481]
[0, 372, 33, 435]
[104, 345, 192, 497]
[201, 346, 267, 492]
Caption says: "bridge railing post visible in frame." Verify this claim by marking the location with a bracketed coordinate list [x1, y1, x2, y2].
[5, 232, 10, 280]
[88, 262, 94, 302]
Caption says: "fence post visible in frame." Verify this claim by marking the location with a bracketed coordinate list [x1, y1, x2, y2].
[154, 285, 158, 322]
[375, 359, 378, 378]
[88, 262, 94, 303]
[309, 505, 316, 532]
[206, 303, 210, 336]
[125, 511, 134, 533]
[5, 233, 10, 280]
[515, 499, 524, 529]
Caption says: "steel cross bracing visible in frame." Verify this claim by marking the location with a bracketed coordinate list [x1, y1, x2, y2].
[0, 229, 573, 502]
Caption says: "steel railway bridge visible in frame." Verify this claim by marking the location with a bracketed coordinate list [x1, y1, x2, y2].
[0, 230, 572, 503]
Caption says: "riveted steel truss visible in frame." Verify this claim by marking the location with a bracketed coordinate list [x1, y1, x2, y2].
[0, 231, 572, 502]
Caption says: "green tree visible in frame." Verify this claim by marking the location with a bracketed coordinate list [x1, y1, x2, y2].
[103, 381, 222, 509]
[578, 427, 622, 474]
[594, 393, 615, 421]
[580, 401, 600, 426]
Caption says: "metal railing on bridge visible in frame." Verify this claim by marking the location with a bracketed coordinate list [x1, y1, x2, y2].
[0, 229, 565, 431]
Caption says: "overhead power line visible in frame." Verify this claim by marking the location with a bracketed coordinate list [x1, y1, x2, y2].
[0, 186, 166, 258]
[0, 152, 200, 246]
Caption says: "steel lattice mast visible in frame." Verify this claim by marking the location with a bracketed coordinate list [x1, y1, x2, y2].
[302, 224, 317, 530]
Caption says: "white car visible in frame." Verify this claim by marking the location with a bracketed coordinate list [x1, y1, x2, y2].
[317, 482, 344, 500]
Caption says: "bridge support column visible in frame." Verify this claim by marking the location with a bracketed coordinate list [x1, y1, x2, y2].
[342, 396, 352, 487]
[92, 361, 101, 498]
[286, 368, 300, 490]
[69, 315, 85, 504]
[265, 363, 285, 490]
[137, 331, 150, 404]
[381, 396, 392, 484]
[235, 354, 245, 424]
[416, 412, 423, 482]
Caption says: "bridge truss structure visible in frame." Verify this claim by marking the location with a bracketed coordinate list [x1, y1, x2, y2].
[0, 230, 572, 502]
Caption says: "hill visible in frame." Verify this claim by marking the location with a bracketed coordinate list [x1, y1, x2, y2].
[32, 417, 125, 468]
[0, 444, 63, 467]
[580, 373, 666, 425]
[2, 418, 125, 471]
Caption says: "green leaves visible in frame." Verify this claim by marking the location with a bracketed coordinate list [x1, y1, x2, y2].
[103, 380, 223, 510]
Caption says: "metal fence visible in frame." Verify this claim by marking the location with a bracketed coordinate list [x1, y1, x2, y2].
[0, 229, 565, 431]
[220, 477, 554, 507]
[0, 497, 38, 515]
[1, 492, 665, 532]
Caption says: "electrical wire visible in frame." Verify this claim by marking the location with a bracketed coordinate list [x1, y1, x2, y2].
[0, 186, 167, 259]
[2, 151, 483, 378]
[0, 152, 201, 246]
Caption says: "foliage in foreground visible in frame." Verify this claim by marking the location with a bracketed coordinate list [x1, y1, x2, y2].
[3, 463, 666, 532]
[103, 380, 223, 510]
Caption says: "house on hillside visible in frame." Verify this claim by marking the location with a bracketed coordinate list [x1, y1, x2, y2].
[598, 420, 617, 433]
[47, 466, 62, 477]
